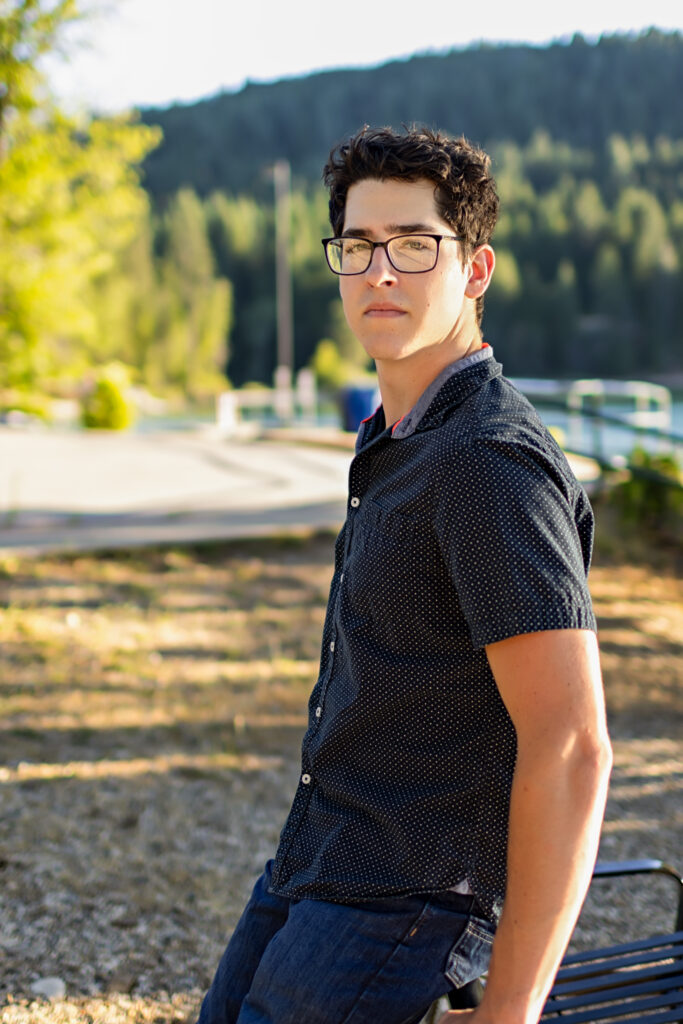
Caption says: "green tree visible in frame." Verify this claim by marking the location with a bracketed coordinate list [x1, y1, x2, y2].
[206, 190, 274, 384]
[159, 189, 232, 398]
[572, 181, 609, 242]
[0, 0, 161, 391]
[615, 188, 674, 279]
[0, 0, 80, 140]
[0, 107, 160, 389]
[489, 249, 522, 301]
[325, 299, 369, 370]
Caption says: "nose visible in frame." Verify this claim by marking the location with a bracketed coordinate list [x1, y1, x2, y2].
[364, 244, 398, 285]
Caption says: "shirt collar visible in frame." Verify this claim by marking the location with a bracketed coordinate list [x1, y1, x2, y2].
[391, 346, 494, 440]
[356, 345, 496, 451]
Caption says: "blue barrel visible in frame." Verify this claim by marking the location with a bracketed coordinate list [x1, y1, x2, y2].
[340, 384, 381, 431]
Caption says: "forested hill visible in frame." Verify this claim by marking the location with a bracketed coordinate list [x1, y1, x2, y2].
[120, 29, 683, 386]
[140, 30, 683, 200]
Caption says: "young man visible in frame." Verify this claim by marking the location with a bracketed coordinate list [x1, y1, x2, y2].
[197, 126, 612, 1024]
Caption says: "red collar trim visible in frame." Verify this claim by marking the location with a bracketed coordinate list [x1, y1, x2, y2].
[360, 405, 382, 424]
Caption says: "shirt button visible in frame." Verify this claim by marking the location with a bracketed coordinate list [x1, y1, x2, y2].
[350, 496, 360, 508]
[301, 773, 311, 785]
[315, 706, 322, 718]
[329, 640, 335, 652]
[340, 572, 344, 582]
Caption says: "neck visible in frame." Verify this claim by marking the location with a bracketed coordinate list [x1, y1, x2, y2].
[377, 331, 482, 426]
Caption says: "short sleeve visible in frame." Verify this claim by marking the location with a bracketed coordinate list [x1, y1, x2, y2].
[434, 435, 597, 650]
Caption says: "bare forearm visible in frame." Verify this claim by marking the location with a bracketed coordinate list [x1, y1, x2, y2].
[438, 629, 613, 1024]
[476, 739, 612, 1024]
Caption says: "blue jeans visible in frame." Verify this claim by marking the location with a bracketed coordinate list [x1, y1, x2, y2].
[197, 860, 495, 1024]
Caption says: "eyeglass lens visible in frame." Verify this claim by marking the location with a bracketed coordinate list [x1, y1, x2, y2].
[327, 235, 439, 274]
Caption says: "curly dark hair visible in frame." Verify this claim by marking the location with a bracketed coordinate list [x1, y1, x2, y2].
[323, 125, 499, 324]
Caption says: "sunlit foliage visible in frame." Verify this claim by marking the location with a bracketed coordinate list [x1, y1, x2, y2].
[2, 21, 683, 401]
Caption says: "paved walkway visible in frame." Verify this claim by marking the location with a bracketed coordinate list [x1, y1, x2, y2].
[0, 427, 352, 555]
[0, 425, 600, 556]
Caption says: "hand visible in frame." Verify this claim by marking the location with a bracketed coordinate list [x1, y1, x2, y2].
[437, 1009, 502, 1024]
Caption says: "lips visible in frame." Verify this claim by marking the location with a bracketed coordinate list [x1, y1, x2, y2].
[364, 303, 406, 316]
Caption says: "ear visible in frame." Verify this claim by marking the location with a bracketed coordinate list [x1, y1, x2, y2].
[465, 245, 495, 299]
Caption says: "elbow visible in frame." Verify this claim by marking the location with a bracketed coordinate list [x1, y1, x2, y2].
[589, 725, 613, 773]
[601, 734, 614, 777]
[574, 728, 613, 792]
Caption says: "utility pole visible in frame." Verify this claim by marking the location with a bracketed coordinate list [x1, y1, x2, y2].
[273, 159, 294, 421]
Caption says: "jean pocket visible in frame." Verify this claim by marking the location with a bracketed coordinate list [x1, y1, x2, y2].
[445, 915, 496, 987]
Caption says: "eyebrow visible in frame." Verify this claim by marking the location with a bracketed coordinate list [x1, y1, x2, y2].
[341, 222, 438, 238]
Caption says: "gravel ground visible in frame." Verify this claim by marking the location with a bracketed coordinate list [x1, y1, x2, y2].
[0, 535, 680, 1023]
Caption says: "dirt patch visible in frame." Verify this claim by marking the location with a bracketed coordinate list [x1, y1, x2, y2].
[0, 530, 680, 1023]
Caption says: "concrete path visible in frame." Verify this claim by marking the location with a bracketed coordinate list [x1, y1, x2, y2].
[0, 427, 352, 555]
[0, 424, 600, 556]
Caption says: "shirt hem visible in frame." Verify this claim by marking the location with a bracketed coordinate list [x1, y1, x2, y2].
[267, 878, 501, 925]
[470, 605, 597, 651]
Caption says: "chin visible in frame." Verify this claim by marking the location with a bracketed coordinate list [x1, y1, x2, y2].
[361, 343, 413, 364]
[367, 336, 438, 363]
[355, 331, 413, 359]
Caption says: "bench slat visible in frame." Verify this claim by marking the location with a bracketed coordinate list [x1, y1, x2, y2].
[541, 993, 683, 1023]
[542, 923, 683, 1023]
[551, 958, 683, 996]
[558, 932, 683, 970]
[542, 1009, 683, 1024]
[544, 969, 683, 1010]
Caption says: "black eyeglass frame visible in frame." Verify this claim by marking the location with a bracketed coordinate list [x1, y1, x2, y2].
[321, 233, 465, 275]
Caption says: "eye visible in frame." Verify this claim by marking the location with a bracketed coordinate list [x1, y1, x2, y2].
[397, 236, 430, 252]
[344, 239, 371, 256]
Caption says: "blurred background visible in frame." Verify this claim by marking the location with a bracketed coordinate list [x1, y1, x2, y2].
[0, 2, 681, 1022]
[3, 0, 683, 429]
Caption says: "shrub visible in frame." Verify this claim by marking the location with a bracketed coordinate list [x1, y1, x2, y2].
[609, 446, 682, 532]
[81, 377, 134, 430]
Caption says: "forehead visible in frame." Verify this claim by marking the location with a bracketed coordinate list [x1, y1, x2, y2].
[343, 178, 447, 234]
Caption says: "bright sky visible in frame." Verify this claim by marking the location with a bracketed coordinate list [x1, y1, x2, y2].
[43, 0, 683, 113]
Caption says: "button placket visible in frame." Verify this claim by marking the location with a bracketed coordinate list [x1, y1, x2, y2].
[318, 450, 367, 726]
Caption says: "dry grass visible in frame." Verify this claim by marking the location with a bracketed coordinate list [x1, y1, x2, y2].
[0, 526, 680, 1023]
[0, 537, 330, 760]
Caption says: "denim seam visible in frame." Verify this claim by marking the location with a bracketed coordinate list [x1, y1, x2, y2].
[338, 900, 434, 1024]
[464, 919, 493, 943]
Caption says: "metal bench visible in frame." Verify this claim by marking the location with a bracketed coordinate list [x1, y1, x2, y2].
[447, 859, 683, 1023]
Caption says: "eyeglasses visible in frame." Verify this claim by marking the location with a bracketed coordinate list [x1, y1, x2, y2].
[321, 233, 464, 275]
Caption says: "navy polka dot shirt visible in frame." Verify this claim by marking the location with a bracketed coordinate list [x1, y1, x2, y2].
[269, 349, 597, 924]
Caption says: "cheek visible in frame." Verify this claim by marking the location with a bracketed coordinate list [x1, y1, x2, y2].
[340, 281, 361, 324]
[431, 273, 466, 317]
